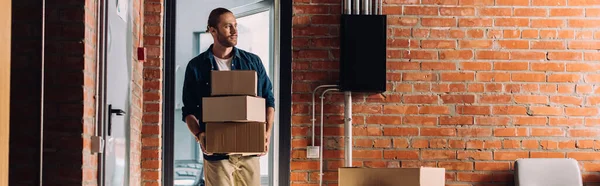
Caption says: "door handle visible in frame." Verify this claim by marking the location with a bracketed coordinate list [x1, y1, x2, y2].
[108, 104, 126, 136]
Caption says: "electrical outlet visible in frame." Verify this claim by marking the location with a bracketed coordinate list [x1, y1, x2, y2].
[307, 146, 320, 159]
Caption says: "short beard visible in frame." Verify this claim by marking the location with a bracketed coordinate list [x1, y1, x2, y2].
[216, 29, 236, 47]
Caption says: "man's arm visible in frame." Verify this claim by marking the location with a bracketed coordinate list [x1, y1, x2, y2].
[181, 61, 204, 137]
[255, 56, 275, 138]
[265, 107, 275, 138]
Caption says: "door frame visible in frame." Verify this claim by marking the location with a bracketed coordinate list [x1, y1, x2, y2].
[0, 0, 12, 185]
[162, 0, 293, 185]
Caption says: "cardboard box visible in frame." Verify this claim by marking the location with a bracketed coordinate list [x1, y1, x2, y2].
[338, 167, 445, 186]
[211, 70, 257, 96]
[202, 96, 265, 122]
[205, 122, 265, 154]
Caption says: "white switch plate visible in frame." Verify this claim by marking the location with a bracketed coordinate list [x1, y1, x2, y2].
[307, 146, 320, 159]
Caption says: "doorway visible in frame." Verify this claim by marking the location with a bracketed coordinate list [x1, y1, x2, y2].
[163, 0, 288, 185]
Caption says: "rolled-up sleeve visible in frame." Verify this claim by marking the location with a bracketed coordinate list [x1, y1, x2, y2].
[256, 57, 275, 108]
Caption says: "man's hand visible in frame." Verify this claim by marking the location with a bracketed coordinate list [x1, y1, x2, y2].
[195, 132, 213, 156]
[260, 134, 270, 156]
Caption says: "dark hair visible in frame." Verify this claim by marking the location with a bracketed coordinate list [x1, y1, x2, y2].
[207, 7, 232, 32]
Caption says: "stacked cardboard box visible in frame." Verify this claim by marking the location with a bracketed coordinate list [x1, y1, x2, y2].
[338, 167, 445, 186]
[202, 70, 266, 155]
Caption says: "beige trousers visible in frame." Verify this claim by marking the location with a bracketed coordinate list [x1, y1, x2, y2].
[204, 155, 261, 186]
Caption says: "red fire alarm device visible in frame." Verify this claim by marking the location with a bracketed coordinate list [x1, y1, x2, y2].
[137, 47, 146, 62]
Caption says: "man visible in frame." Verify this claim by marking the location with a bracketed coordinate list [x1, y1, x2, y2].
[181, 7, 275, 186]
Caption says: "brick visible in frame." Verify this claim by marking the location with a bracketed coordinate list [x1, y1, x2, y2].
[529, 106, 564, 116]
[531, 128, 565, 136]
[550, 117, 584, 126]
[422, 18, 457, 27]
[461, 62, 492, 70]
[498, 40, 529, 49]
[440, 50, 474, 60]
[495, 18, 530, 27]
[511, 51, 547, 60]
[383, 150, 419, 160]
[569, 129, 600, 137]
[460, 40, 493, 49]
[441, 95, 475, 104]
[440, 116, 474, 125]
[383, 6, 403, 15]
[421, 62, 456, 70]
[460, 0, 494, 5]
[475, 162, 511, 171]
[534, 0, 566, 5]
[515, 8, 547, 17]
[388, 17, 419, 26]
[494, 62, 528, 70]
[476, 51, 509, 60]
[550, 8, 584, 16]
[512, 73, 546, 82]
[476, 72, 511, 82]
[493, 106, 527, 115]
[494, 151, 529, 160]
[467, 29, 485, 38]
[522, 30, 539, 38]
[588, 8, 600, 17]
[459, 18, 493, 27]
[293, 5, 329, 14]
[566, 107, 599, 116]
[569, 19, 600, 28]
[568, 41, 600, 50]
[421, 40, 456, 49]
[422, 150, 457, 160]
[496, 0, 529, 5]
[457, 105, 490, 115]
[532, 41, 565, 49]
[479, 8, 512, 16]
[540, 30, 558, 38]
[458, 128, 492, 137]
[421, 128, 457, 136]
[404, 116, 438, 126]
[477, 116, 510, 126]
[568, 152, 600, 161]
[504, 30, 521, 38]
[404, 6, 438, 15]
[439, 162, 474, 171]
[570, 0, 600, 6]
[383, 128, 419, 136]
[480, 95, 512, 104]
[531, 152, 565, 158]
[441, 72, 475, 82]
[532, 19, 565, 28]
[515, 117, 548, 126]
[494, 128, 528, 137]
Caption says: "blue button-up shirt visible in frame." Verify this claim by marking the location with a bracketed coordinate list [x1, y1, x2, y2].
[181, 45, 275, 160]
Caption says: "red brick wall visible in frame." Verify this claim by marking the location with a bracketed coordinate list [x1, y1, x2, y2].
[131, 0, 146, 185]
[291, 0, 600, 185]
[141, 0, 164, 185]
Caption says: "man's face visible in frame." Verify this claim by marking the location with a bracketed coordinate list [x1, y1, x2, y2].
[212, 13, 237, 47]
